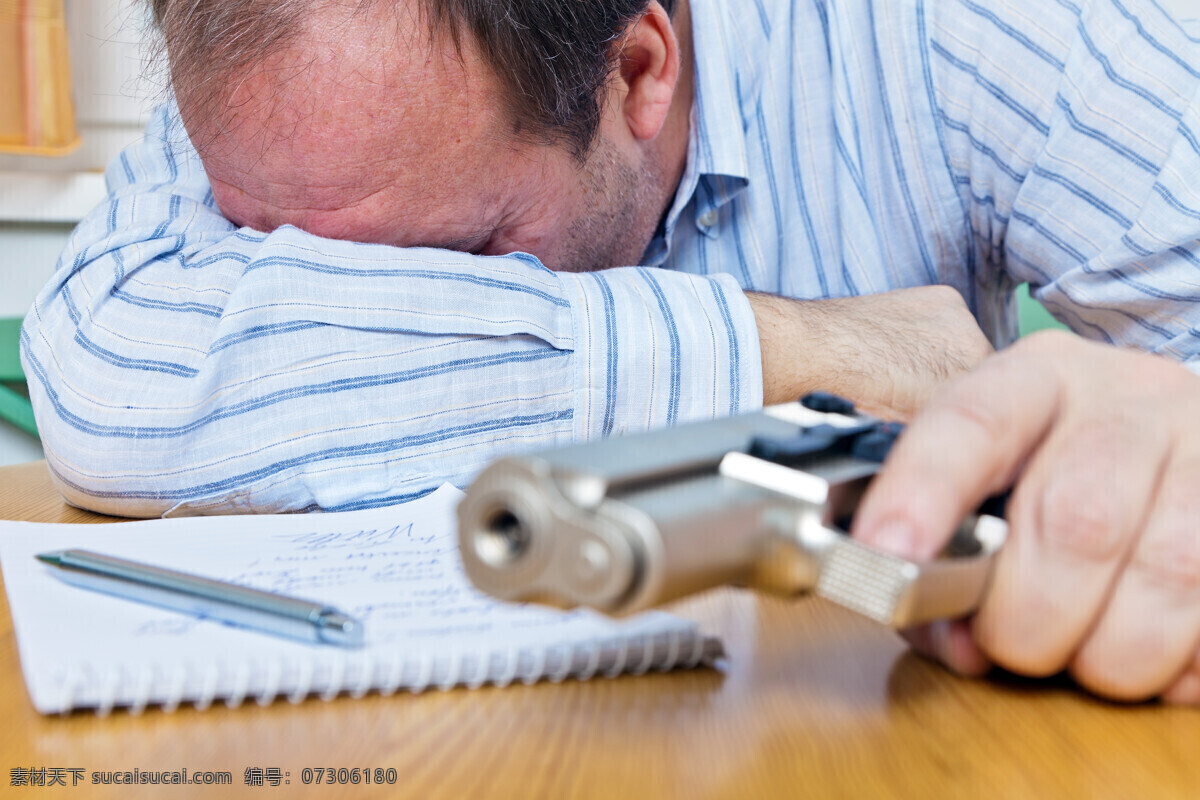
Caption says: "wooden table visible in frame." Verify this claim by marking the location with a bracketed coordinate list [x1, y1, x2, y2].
[1, 461, 1196, 798]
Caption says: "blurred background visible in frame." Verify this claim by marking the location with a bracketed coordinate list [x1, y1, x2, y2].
[0, 0, 155, 466]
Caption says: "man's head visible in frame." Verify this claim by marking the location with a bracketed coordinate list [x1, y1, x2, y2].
[153, 0, 692, 271]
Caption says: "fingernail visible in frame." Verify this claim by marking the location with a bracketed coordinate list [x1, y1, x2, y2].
[906, 621, 973, 674]
[929, 619, 953, 665]
[866, 520, 915, 557]
[942, 620, 992, 677]
[901, 624, 936, 657]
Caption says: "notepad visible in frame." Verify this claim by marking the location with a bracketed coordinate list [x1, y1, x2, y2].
[0, 484, 721, 714]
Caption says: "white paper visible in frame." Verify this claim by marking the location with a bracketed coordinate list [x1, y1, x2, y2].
[0, 485, 714, 713]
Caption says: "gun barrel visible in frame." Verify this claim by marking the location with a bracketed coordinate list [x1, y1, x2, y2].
[458, 460, 818, 614]
[456, 401, 1008, 627]
[456, 405, 869, 615]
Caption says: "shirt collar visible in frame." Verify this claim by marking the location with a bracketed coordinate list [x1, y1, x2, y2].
[646, 0, 762, 263]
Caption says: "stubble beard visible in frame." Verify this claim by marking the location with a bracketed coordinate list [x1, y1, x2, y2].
[555, 136, 667, 273]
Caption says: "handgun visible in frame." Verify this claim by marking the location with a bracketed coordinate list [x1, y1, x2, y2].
[456, 394, 1006, 629]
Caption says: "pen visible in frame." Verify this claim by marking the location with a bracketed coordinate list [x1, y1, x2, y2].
[36, 549, 364, 648]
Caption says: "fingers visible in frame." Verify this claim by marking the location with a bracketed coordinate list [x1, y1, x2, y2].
[852, 331, 1200, 702]
[971, 399, 1169, 677]
[1068, 449, 1200, 700]
[1163, 657, 1200, 705]
[851, 340, 1063, 562]
[903, 620, 992, 677]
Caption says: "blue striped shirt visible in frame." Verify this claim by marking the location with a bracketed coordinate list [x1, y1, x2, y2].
[22, 0, 1200, 516]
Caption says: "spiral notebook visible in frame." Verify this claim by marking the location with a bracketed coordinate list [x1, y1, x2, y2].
[0, 484, 721, 714]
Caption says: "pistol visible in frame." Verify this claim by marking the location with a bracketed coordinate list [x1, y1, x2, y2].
[456, 394, 1006, 629]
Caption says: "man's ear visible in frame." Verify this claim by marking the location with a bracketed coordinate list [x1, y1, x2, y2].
[615, 2, 681, 141]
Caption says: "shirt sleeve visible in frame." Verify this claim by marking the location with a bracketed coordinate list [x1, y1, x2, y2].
[924, 0, 1200, 369]
[20, 104, 762, 517]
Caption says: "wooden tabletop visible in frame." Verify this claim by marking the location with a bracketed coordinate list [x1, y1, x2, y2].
[0, 461, 1196, 799]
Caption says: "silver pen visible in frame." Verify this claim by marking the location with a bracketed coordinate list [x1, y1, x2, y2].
[36, 549, 364, 647]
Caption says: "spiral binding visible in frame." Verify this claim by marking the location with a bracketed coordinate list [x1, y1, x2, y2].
[322, 658, 345, 701]
[258, 658, 283, 706]
[196, 660, 219, 711]
[129, 667, 153, 715]
[288, 658, 313, 705]
[526, 647, 547, 686]
[466, 651, 490, 690]
[44, 627, 721, 715]
[601, 640, 626, 680]
[633, 636, 657, 676]
[163, 665, 188, 712]
[548, 644, 572, 684]
[351, 652, 375, 699]
[438, 653, 462, 692]
[97, 668, 120, 717]
[226, 660, 251, 708]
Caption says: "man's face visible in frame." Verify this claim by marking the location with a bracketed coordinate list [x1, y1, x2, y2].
[187, 5, 668, 272]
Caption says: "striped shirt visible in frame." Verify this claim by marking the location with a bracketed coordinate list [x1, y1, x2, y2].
[21, 0, 1200, 516]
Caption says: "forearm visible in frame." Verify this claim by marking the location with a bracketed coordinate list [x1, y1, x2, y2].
[748, 288, 993, 417]
[751, 292, 856, 407]
[25, 246, 758, 516]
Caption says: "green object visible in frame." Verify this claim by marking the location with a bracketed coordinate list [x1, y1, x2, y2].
[0, 317, 37, 438]
[1017, 283, 1068, 337]
[0, 317, 23, 381]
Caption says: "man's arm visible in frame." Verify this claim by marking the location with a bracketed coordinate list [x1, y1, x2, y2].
[749, 288, 992, 418]
[22, 102, 992, 518]
[20, 104, 761, 517]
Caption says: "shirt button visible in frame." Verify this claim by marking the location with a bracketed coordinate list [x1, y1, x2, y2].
[698, 210, 718, 227]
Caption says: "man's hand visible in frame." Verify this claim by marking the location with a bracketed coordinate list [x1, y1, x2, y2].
[851, 331, 1200, 703]
[750, 286, 993, 419]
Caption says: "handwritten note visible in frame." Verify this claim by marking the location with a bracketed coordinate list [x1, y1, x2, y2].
[0, 485, 717, 713]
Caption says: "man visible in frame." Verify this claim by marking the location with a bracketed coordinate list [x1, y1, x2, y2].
[20, 0, 1200, 702]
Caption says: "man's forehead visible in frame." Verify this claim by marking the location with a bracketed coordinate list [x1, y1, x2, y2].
[188, 0, 508, 207]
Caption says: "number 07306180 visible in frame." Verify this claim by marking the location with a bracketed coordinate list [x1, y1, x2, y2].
[300, 768, 398, 785]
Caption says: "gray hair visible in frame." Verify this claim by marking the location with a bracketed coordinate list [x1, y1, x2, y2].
[150, 0, 677, 159]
